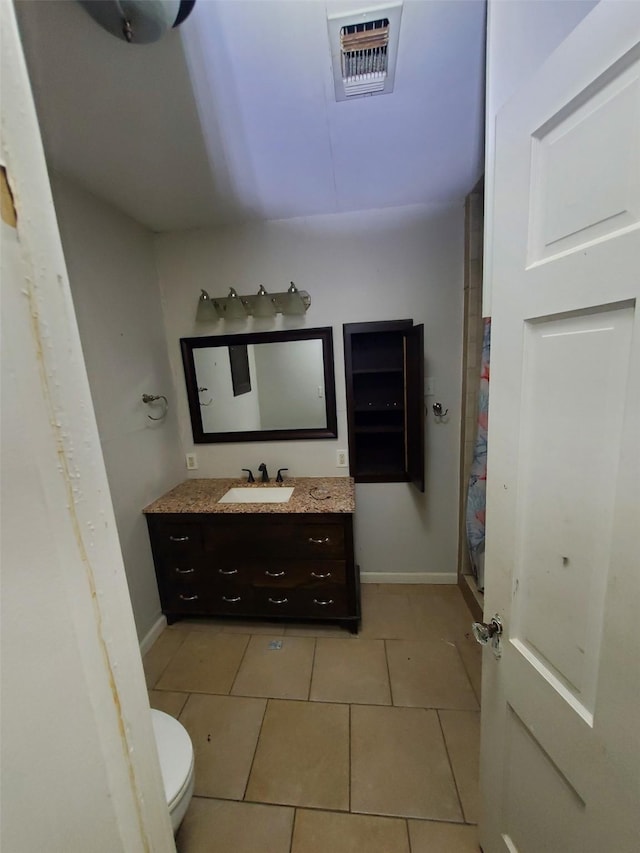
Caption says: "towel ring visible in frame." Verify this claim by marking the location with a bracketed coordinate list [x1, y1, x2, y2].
[198, 386, 213, 406]
[142, 393, 168, 420]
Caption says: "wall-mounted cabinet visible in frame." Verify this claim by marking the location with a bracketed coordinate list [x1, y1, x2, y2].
[343, 320, 424, 490]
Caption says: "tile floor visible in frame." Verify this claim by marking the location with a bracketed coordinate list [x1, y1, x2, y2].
[145, 583, 482, 853]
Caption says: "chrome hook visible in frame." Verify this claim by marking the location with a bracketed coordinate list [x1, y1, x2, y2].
[432, 402, 449, 418]
[142, 393, 168, 420]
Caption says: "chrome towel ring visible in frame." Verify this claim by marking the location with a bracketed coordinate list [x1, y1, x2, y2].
[142, 393, 168, 420]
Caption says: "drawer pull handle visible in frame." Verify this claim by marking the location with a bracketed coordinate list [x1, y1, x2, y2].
[222, 595, 241, 603]
[313, 598, 334, 606]
[308, 536, 330, 545]
[310, 571, 331, 579]
[175, 567, 195, 574]
[268, 597, 289, 605]
[179, 593, 199, 601]
[265, 570, 286, 577]
[169, 535, 189, 542]
[218, 568, 238, 575]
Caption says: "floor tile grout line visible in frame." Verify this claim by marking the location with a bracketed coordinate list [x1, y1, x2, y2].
[228, 632, 253, 695]
[348, 703, 352, 813]
[175, 691, 191, 722]
[307, 637, 318, 701]
[289, 808, 297, 853]
[190, 790, 474, 824]
[405, 817, 412, 853]
[383, 639, 396, 706]
[456, 638, 483, 706]
[436, 708, 466, 824]
[148, 628, 191, 689]
[452, 640, 481, 710]
[241, 696, 270, 802]
[153, 684, 474, 711]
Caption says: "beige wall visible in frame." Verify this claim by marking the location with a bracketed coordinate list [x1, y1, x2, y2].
[155, 203, 464, 579]
[52, 176, 184, 643]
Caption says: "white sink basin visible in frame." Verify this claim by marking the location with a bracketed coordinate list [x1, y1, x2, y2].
[218, 487, 294, 504]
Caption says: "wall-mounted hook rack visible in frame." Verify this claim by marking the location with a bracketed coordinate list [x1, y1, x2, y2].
[142, 393, 168, 420]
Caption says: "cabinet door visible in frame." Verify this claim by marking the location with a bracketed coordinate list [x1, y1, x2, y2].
[404, 323, 425, 492]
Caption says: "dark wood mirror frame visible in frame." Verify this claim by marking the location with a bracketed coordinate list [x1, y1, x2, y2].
[181, 327, 338, 444]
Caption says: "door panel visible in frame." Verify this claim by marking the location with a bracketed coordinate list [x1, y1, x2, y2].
[513, 305, 634, 717]
[501, 706, 586, 853]
[481, 4, 640, 851]
[528, 55, 640, 263]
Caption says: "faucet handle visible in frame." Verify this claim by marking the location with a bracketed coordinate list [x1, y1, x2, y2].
[241, 468, 255, 483]
[276, 468, 289, 483]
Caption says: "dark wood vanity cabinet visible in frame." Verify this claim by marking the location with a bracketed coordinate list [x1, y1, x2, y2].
[146, 512, 360, 633]
[343, 320, 425, 490]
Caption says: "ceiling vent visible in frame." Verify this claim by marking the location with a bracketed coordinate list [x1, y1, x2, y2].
[328, 3, 403, 102]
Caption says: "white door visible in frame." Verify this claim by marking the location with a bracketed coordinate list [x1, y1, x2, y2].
[480, 3, 640, 852]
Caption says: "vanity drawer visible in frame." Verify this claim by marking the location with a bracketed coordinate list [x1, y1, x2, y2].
[209, 586, 255, 615]
[160, 557, 205, 585]
[161, 585, 211, 615]
[251, 561, 346, 589]
[285, 523, 345, 559]
[151, 520, 203, 556]
[253, 585, 348, 618]
[160, 556, 254, 586]
[203, 519, 346, 559]
[164, 583, 256, 617]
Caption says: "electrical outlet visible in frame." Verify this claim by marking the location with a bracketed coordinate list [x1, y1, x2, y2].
[185, 453, 198, 470]
[336, 449, 348, 468]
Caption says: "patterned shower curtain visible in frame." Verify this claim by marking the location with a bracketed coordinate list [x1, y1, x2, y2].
[466, 318, 490, 592]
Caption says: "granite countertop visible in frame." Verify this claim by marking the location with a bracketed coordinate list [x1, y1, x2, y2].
[143, 477, 355, 515]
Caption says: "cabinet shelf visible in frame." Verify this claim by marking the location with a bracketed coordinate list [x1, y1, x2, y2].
[354, 469, 409, 482]
[352, 367, 404, 375]
[355, 405, 404, 413]
[355, 425, 404, 434]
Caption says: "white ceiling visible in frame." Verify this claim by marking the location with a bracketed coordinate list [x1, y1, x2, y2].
[16, 0, 486, 233]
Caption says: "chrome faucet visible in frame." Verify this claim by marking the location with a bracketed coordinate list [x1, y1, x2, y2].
[258, 462, 269, 483]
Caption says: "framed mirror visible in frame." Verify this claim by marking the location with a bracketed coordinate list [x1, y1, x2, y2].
[181, 327, 338, 443]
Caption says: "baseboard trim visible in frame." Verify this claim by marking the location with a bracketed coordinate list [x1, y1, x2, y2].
[360, 572, 458, 585]
[139, 614, 167, 656]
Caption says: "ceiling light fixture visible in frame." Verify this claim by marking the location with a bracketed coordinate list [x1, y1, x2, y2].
[78, 0, 196, 44]
[195, 289, 220, 322]
[224, 287, 248, 319]
[195, 284, 311, 322]
[250, 285, 278, 318]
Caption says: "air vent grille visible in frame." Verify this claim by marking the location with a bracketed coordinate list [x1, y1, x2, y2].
[340, 18, 389, 95]
[328, 4, 402, 102]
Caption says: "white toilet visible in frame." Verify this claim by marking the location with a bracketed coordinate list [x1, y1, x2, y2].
[151, 709, 195, 833]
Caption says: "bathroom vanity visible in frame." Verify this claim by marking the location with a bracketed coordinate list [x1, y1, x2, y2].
[143, 478, 360, 633]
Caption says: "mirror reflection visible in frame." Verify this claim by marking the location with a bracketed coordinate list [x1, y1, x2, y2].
[181, 327, 337, 443]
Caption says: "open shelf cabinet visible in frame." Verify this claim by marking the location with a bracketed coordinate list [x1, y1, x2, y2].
[343, 320, 424, 490]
